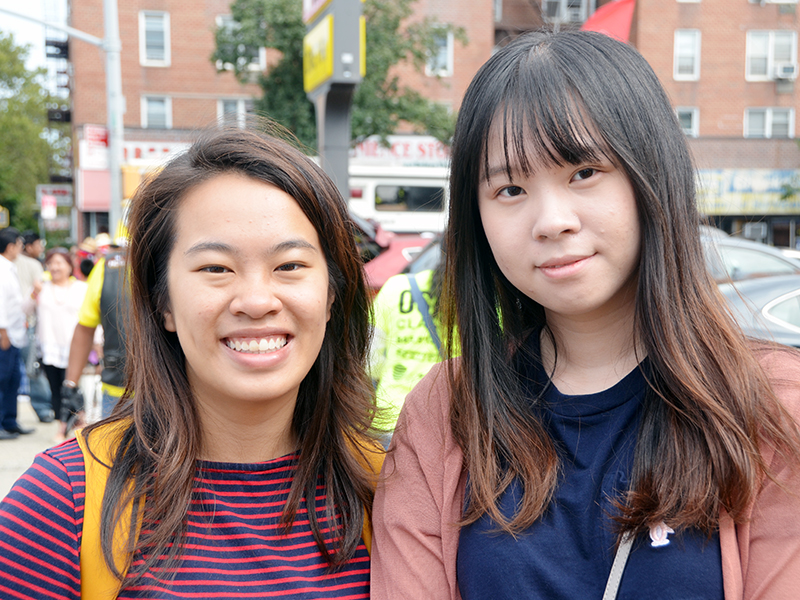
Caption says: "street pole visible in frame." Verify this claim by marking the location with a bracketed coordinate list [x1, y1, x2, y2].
[103, 0, 123, 238]
[0, 3, 124, 240]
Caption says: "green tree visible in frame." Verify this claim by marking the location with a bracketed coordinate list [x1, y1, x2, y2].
[212, 0, 466, 150]
[0, 31, 68, 231]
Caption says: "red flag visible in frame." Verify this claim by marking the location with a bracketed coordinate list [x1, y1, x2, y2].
[581, 0, 636, 43]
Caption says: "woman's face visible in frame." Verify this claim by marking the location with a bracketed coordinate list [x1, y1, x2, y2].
[477, 126, 641, 326]
[46, 253, 72, 283]
[163, 172, 333, 418]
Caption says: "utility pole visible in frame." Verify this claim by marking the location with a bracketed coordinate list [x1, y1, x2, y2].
[0, 1, 124, 239]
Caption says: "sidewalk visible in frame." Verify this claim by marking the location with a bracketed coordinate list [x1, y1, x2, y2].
[0, 398, 61, 498]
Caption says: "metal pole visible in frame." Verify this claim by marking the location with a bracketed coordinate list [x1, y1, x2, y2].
[103, 0, 123, 239]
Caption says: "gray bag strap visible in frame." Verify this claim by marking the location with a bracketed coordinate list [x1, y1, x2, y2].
[406, 274, 443, 358]
[602, 534, 634, 600]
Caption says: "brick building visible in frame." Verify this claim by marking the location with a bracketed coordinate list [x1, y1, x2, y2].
[68, 0, 263, 238]
[65, 0, 800, 244]
[628, 0, 800, 246]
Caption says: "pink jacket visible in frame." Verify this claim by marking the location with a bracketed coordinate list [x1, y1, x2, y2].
[372, 350, 800, 599]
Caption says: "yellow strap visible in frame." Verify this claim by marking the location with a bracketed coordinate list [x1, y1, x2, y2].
[355, 441, 385, 554]
[76, 421, 137, 600]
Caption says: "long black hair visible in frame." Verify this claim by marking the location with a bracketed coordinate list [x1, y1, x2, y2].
[444, 30, 800, 536]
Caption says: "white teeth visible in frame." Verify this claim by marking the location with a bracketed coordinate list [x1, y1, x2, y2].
[226, 337, 287, 354]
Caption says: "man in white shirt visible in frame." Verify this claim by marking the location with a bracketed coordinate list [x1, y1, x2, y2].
[15, 230, 54, 423]
[0, 228, 35, 439]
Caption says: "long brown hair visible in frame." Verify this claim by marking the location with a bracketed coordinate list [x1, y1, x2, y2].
[83, 123, 378, 585]
[445, 30, 800, 537]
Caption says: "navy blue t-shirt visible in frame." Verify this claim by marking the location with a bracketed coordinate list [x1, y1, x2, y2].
[457, 335, 722, 599]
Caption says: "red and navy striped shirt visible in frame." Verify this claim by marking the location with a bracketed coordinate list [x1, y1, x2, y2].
[0, 439, 370, 599]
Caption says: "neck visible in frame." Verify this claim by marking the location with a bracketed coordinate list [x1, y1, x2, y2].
[541, 297, 643, 396]
[197, 398, 297, 463]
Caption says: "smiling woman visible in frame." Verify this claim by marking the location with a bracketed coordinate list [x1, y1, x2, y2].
[0, 124, 381, 599]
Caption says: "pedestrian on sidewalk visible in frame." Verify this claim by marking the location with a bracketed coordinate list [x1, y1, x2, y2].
[0, 228, 35, 440]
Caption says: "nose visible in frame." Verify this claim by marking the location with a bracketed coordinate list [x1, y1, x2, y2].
[228, 274, 282, 319]
[530, 189, 580, 241]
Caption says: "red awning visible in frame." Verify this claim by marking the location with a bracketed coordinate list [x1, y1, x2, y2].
[580, 0, 636, 43]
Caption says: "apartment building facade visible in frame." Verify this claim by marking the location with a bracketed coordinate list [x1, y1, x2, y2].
[68, 0, 263, 238]
[629, 0, 800, 246]
[66, 0, 800, 243]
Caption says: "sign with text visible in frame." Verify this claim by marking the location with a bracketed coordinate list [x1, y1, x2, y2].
[36, 184, 73, 207]
[698, 169, 800, 215]
[80, 124, 110, 170]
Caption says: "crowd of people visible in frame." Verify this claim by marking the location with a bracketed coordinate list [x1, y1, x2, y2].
[0, 30, 798, 599]
[0, 228, 117, 443]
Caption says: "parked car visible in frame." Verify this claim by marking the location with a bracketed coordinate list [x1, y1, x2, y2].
[703, 234, 800, 283]
[350, 211, 432, 292]
[718, 275, 800, 348]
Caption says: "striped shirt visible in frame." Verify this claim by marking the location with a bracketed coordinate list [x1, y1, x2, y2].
[0, 439, 370, 599]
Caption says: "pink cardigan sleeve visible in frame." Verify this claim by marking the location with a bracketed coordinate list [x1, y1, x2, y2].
[721, 348, 800, 599]
[371, 363, 466, 600]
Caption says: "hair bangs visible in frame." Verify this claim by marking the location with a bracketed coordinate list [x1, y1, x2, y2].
[481, 48, 618, 185]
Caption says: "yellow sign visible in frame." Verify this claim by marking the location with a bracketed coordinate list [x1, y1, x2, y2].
[360, 15, 366, 77]
[303, 15, 334, 92]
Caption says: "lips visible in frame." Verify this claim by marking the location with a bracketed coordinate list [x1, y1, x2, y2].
[537, 254, 593, 270]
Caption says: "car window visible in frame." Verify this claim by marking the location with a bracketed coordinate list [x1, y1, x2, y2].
[375, 185, 444, 212]
[717, 245, 800, 281]
[766, 292, 800, 330]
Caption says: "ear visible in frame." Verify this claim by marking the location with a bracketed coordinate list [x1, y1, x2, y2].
[326, 290, 335, 322]
[163, 310, 176, 332]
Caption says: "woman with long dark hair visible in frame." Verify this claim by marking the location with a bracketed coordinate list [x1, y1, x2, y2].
[0, 124, 380, 598]
[372, 31, 800, 598]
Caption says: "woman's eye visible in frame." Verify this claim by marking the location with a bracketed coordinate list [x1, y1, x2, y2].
[498, 185, 525, 198]
[573, 168, 597, 181]
[277, 262, 302, 272]
[201, 265, 229, 274]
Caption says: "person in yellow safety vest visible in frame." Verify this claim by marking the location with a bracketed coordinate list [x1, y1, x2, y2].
[61, 244, 128, 422]
[369, 262, 447, 440]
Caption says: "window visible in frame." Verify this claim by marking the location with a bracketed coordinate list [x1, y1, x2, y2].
[139, 11, 170, 67]
[375, 185, 445, 213]
[141, 96, 171, 129]
[495, 0, 503, 21]
[426, 30, 453, 77]
[217, 98, 254, 128]
[542, 0, 591, 23]
[674, 30, 701, 80]
[215, 15, 265, 72]
[746, 31, 797, 80]
[749, 0, 798, 4]
[676, 107, 699, 137]
[744, 108, 794, 138]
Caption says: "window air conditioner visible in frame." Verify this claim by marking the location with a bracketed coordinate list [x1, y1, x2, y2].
[773, 62, 799, 80]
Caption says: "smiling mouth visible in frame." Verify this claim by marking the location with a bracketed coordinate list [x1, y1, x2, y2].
[225, 337, 287, 354]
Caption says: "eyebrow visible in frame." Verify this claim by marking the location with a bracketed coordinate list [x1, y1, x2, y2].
[184, 239, 318, 257]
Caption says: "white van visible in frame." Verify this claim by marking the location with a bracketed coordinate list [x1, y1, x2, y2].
[348, 164, 449, 234]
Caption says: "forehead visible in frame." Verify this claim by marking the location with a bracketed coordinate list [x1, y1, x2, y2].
[173, 173, 321, 250]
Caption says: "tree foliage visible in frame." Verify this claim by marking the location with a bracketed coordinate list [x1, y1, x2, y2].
[0, 31, 67, 231]
[212, 0, 466, 150]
